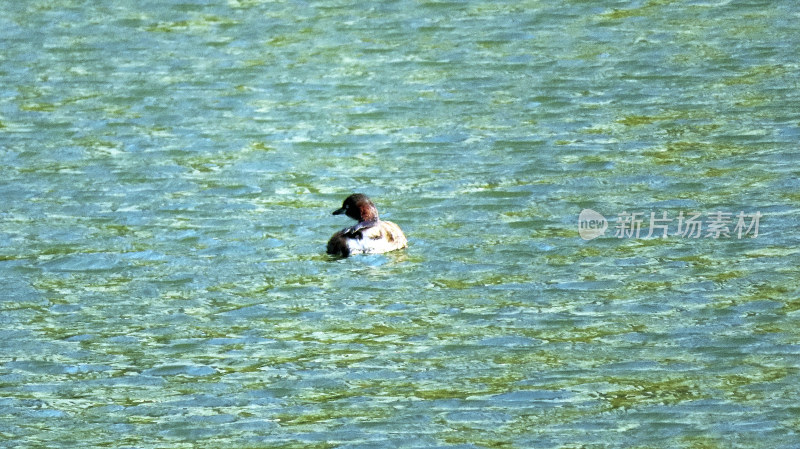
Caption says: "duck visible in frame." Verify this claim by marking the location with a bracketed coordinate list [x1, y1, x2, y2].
[326, 193, 407, 257]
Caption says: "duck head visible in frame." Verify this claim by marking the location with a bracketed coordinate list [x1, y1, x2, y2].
[332, 193, 379, 222]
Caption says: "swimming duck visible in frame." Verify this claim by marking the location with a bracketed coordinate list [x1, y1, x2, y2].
[326, 193, 407, 257]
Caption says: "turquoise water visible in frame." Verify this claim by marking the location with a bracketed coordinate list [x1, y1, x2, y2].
[2, 1, 799, 447]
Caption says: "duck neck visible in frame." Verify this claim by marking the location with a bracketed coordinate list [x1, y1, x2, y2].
[358, 205, 379, 223]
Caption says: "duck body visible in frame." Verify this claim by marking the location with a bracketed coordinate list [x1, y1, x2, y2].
[326, 194, 407, 257]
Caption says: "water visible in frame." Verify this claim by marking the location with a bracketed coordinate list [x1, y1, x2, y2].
[2, 1, 799, 447]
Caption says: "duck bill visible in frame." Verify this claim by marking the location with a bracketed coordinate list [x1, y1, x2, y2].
[332, 207, 346, 215]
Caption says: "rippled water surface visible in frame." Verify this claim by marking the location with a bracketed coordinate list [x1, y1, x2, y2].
[2, 1, 800, 448]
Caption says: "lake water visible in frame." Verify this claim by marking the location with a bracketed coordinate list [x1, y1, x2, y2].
[1, 1, 799, 448]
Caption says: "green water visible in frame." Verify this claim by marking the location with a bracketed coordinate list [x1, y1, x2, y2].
[1, 1, 799, 448]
